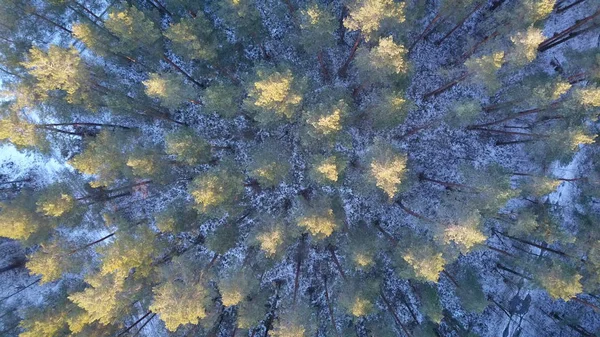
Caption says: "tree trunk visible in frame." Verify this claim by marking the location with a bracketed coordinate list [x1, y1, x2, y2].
[538, 9, 600, 52]
[380, 289, 412, 337]
[0, 278, 41, 303]
[163, 56, 205, 89]
[324, 276, 341, 337]
[493, 230, 568, 257]
[70, 232, 116, 254]
[436, 2, 484, 46]
[395, 199, 435, 222]
[423, 72, 469, 99]
[409, 12, 444, 51]
[328, 245, 347, 280]
[40, 122, 131, 129]
[556, 0, 586, 14]
[118, 311, 152, 336]
[419, 173, 479, 192]
[338, 34, 361, 77]
[317, 50, 330, 82]
[0, 178, 31, 186]
[0, 257, 27, 274]
[442, 270, 459, 287]
[468, 127, 548, 138]
[131, 313, 156, 337]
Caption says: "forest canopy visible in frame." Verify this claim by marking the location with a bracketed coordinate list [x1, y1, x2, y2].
[0, 0, 599, 336]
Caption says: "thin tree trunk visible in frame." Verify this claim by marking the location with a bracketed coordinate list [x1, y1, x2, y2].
[395, 199, 435, 222]
[0, 278, 41, 303]
[468, 106, 548, 128]
[459, 31, 499, 63]
[132, 313, 156, 337]
[493, 230, 568, 257]
[486, 244, 513, 256]
[442, 270, 460, 287]
[419, 174, 479, 192]
[538, 9, 600, 51]
[495, 139, 536, 146]
[338, 34, 361, 77]
[70, 232, 116, 254]
[317, 50, 330, 82]
[25, 8, 72, 33]
[118, 311, 153, 336]
[538, 23, 600, 52]
[163, 56, 205, 88]
[572, 297, 600, 312]
[0, 178, 31, 186]
[423, 72, 469, 99]
[293, 236, 306, 304]
[468, 127, 548, 138]
[380, 289, 413, 337]
[40, 122, 131, 129]
[496, 263, 531, 279]
[327, 245, 346, 280]
[436, 2, 484, 45]
[409, 12, 444, 51]
[556, 0, 586, 13]
[0, 257, 27, 274]
[373, 221, 399, 245]
[35, 126, 83, 136]
[324, 276, 341, 337]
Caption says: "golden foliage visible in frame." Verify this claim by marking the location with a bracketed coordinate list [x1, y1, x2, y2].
[443, 225, 487, 253]
[350, 297, 373, 317]
[257, 228, 284, 256]
[538, 265, 583, 300]
[297, 208, 338, 239]
[370, 153, 407, 199]
[344, 0, 406, 40]
[150, 281, 209, 331]
[510, 27, 545, 65]
[403, 248, 445, 282]
[247, 69, 302, 122]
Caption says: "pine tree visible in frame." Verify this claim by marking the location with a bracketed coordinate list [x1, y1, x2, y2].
[165, 128, 212, 165]
[308, 154, 347, 185]
[69, 130, 133, 188]
[143, 72, 197, 109]
[21, 45, 92, 106]
[244, 67, 304, 125]
[163, 16, 218, 62]
[355, 36, 409, 83]
[35, 183, 75, 217]
[298, 2, 337, 54]
[0, 193, 45, 241]
[150, 279, 212, 331]
[344, 0, 406, 41]
[296, 198, 340, 239]
[508, 27, 545, 66]
[455, 268, 488, 313]
[464, 51, 505, 94]
[68, 272, 128, 330]
[248, 140, 290, 188]
[126, 147, 171, 183]
[339, 278, 378, 317]
[533, 260, 583, 301]
[416, 282, 443, 324]
[104, 5, 161, 54]
[201, 83, 244, 118]
[205, 221, 240, 256]
[218, 269, 259, 307]
[26, 241, 75, 284]
[188, 165, 245, 216]
[368, 141, 408, 199]
[98, 227, 156, 279]
[369, 90, 412, 129]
